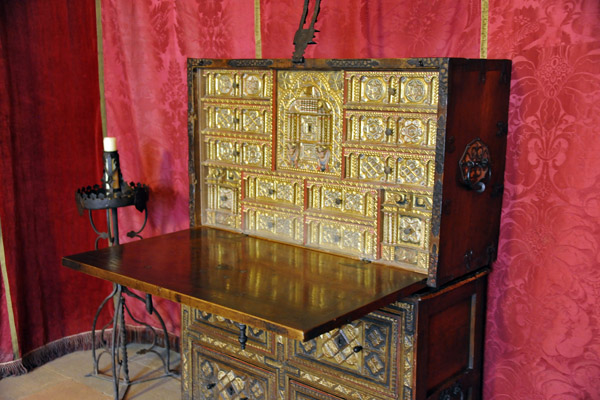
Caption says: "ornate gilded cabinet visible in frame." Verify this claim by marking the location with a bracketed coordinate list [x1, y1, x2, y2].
[184, 58, 511, 400]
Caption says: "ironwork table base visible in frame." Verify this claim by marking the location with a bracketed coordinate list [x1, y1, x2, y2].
[89, 283, 178, 400]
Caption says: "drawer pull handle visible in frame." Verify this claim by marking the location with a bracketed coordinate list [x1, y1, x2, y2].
[459, 138, 491, 193]
[385, 128, 394, 136]
[206, 383, 216, 389]
[384, 166, 393, 174]
[353, 345, 363, 353]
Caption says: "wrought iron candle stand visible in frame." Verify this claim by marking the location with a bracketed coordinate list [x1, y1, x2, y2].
[76, 148, 176, 400]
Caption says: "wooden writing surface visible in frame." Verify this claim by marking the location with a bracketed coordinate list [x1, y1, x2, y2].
[63, 226, 427, 341]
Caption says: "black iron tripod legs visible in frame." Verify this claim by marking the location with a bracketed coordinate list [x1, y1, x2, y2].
[90, 284, 176, 400]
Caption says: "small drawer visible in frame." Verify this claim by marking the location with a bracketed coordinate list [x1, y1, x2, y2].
[287, 310, 410, 399]
[189, 309, 277, 359]
[204, 137, 271, 169]
[203, 103, 272, 136]
[204, 167, 241, 230]
[243, 205, 304, 244]
[306, 181, 379, 220]
[345, 110, 437, 149]
[305, 216, 377, 260]
[344, 148, 435, 188]
[380, 189, 433, 272]
[345, 71, 439, 108]
[189, 344, 277, 400]
[244, 173, 304, 208]
[202, 69, 273, 99]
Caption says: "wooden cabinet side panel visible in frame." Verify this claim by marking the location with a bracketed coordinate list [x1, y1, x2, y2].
[413, 272, 488, 400]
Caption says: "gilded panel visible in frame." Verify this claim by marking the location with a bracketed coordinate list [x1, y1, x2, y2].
[204, 137, 271, 169]
[345, 110, 437, 149]
[344, 148, 435, 188]
[277, 71, 344, 176]
[243, 205, 304, 244]
[203, 103, 272, 137]
[202, 69, 273, 100]
[287, 310, 410, 399]
[380, 190, 433, 272]
[244, 173, 304, 208]
[288, 380, 345, 400]
[305, 180, 378, 220]
[204, 167, 241, 230]
[191, 344, 277, 400]
[305, 216, 377, 260]
[345, 71, 439, 110]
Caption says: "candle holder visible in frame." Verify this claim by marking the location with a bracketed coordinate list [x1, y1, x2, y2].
[76, 149, 149, 249]
[76, 143, 176, 400]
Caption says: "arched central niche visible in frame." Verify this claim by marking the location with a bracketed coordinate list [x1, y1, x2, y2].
[277, 71, 343, 175]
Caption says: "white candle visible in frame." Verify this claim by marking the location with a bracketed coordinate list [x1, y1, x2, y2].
[103, 137, 117, 152]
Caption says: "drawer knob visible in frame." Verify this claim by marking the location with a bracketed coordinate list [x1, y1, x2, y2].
[268, 188, 275, 195]
[335, 198, 342, 205]
[385, 128, 393, 136]
[384, 166, 393, 174]
[353, 345, 363, 353]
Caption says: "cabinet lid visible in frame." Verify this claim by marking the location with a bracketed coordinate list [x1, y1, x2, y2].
[63, 226, 427, 341]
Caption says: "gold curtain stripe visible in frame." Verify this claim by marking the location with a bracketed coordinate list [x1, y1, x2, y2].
[480, 0, 489, 58]
[96, 0, 107, 136]
[0, 217, 20, 359]
[254, 0, 263, 59]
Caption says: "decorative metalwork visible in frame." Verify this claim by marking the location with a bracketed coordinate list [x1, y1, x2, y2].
[327, 59, 380, 69]
[277, 71, 343, 175]
[193, 60, 450, 276]
[292, 0, 322, 63]
[228, 59, 274, 67]
[459, 138, 491, 193]
[194, 348, 275, 400]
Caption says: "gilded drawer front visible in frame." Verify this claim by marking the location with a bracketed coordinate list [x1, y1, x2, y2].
[190, 344, 277, 400]
[190, 309, 277, 359]
[202, 69, 273, 99]
[305, 217, 377, 260]
[244, 174, 304, 208]
[204, 103, 272, 136]
[243, 205, 304, 244]
[380, 190, 433, 272]
[345, 71, 439, 109]
[344, 148, 435, 187]
[288, 381, 345, 400]
[306, 181, 378, 220]
[345, 111, 437, 149]
[287, 310, 412, 399]
[205, 137, 271, 169]
[204, 167, 241, 230]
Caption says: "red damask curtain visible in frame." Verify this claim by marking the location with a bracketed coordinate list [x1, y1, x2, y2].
[0, 0, 111, 364]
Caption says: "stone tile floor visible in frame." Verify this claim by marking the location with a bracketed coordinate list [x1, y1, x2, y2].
[0, 344, 181, 399]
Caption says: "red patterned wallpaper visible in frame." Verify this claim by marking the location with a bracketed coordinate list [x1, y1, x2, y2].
[101, 0, 600, 397]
